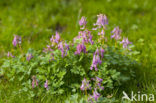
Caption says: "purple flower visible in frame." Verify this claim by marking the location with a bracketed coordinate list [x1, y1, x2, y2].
[36, 80, 38, 86]
[111, 26, 121, 40]
[93, 89, 100, 101]
[50, 35, 55, 44]
[91, 77, 104, 90]
[7, 52, 15, 58]
[26, 53, 33, 61]
[50, 53, 54, 61]
[44, 80, 48, 90]
[32, 76, 38, 88]
[58, 42, 65, 57]
[93, 14, 108, 30]
[94, 48, 100, 55]
[58, 42, 69, 57]
[12, 35, 21, 47]
[12, 36, 17, 47]
[96, 77, 103, 82]
[74, 30, 94, 45]
[96, 77, 104, 90]
[120, 37, 132, 49]
[7, 52, 10, 57]
[32, 79, 35, 89]
[100, 48, 105, 58]
[98, 29, 105, 36]
[82, 31, 88, 43]
[64, 42, 69, 56]
[75, 43, 86, 55]
[79, 16, 87, 29]
[90, 55, 102, 71]
[65, 42, 69, 50]
[55, 32, 60, 43]
[88, 89, 100, 102]
[43, 45, 53, 53]
[94, 48, 105, 58]
[80, 78, 91, 91]
[88, 32, 94, 45]
[91, 47, 105, 71]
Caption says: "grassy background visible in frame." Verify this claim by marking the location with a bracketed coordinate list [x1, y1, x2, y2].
[0, 0, 156, 102]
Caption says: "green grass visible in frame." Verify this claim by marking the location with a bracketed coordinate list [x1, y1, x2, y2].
[0, 0, 156, 102]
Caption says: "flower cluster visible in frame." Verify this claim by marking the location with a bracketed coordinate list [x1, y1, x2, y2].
[88, 89, 101, 103]
[79, 16, 87, 30]
[90, 48, 105, 71]
[32, 76, 38, 88]
[74, 30, 94, 45]
[7, 13, 133, 99]
[93, 14, 108, 30]
[26, 53, 33, 61]
[93, 77, 104, 90]
[75, 43, 87, 55]
[78, 14, 132, 102]
[80, 78, 91, 91]
[111, 26, 122, 40]
[58, 42, 69, 57]
[50, 32, 61, 44]
[120, 37, 132, 50]
[12, 35, 22, 47]
[44, 32, 70, 57]
[32, 76, 49, 90]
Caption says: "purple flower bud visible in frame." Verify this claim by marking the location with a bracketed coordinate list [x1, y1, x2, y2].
[79, 16, 87, 29]
[12, 36, 17, 47]
[111, 26, 122, 40]
[100, 48, 105, 58]
[44, 80, 48, 90]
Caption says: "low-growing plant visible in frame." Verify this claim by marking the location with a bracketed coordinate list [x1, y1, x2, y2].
[0, 14, 139, 102]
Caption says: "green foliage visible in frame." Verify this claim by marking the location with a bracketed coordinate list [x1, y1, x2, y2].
[65, 94, 119, 103]
[0, 38, 139, 102]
